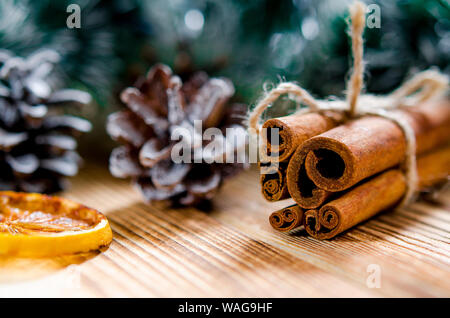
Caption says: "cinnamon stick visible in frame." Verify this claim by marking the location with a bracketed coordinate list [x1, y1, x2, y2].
[301, 100, 450, 192]
[262, 111, 344, 162]
[304, 145, 450, 239]
[260, 162, 290, 201]
[269, 204, 304, 232]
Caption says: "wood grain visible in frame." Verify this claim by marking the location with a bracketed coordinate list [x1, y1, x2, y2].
[1, 163, 449, 297]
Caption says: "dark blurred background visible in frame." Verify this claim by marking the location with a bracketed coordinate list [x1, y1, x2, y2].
[1, 0, 448, 155]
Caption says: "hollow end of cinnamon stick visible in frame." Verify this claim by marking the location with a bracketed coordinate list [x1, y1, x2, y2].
[260, 162, 290, 201]
[316, 206, 342, 240]
[287, 145, 332, 208]
[303, 208, 340, 240]
[269, 204, 304, 232]
[262, 119, 292, 162]
[303, 136, 358, 192]
[303, 209, 320, 238]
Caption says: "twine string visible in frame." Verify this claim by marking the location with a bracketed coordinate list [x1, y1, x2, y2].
[346, 1, 366, 118]
[247, 1, 449, 206]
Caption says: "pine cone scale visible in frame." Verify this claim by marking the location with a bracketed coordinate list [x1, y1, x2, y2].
[0, 129, 27, 150]
[139, 138, 173, 168]
[107, 110, 153, 148]
[120, 87, 169, 133]
[150, 160, 191, 189]
[186, 78, 235, 128]
[42, 115, 92, 135]
[40, 156, 79, 177]
[6, 153, 39, 176]
[109, 146, 144, 179]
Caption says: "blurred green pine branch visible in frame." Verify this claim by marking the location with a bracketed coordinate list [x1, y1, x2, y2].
[1, 0, 448, 108]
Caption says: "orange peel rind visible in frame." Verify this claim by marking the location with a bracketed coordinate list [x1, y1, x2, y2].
[0, 191, 112, 257]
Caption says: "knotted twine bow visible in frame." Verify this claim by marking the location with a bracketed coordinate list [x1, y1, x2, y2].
[248, 1, 449, 206]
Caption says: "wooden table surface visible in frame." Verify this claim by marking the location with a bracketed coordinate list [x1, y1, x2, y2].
[1, 163, 449, 297]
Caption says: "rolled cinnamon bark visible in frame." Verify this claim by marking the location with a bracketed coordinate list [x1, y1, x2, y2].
[262, 111, 344, 162]
[269, 204, 304, 232]
[260, 162, 290, 201]
[286, 145, 332, 209]
[302, 100, 450, 192]
[304, 145, 450, 239]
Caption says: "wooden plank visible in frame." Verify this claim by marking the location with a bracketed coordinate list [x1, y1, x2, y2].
[0, 163, 449, 297]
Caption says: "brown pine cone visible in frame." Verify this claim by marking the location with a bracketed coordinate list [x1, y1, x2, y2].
[0, 50, 92, 193]
[107, 64, 247, 206]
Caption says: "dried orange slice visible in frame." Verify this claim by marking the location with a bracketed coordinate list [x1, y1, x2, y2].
[0, 191, 112, 257]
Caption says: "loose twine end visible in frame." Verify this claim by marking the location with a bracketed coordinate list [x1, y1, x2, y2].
[247, 0, 449, 206]
[346, 1, 366, 117]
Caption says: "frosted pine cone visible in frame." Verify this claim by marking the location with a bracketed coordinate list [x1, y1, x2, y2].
[0, 49, 92, 193]
[107, 64, 247, 206]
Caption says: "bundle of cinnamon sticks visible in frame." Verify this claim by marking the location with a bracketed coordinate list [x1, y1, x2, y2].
[262, 99, 450, 239]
